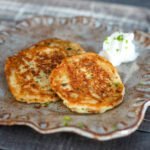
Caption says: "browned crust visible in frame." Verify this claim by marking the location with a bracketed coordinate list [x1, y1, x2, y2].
[35, 38, 85, 56]
[50, 52, 125, 113]
[5, 38, 85, 103]
[5, 46, 65, 103]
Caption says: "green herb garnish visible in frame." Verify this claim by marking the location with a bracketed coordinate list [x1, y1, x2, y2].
[63, 116, 72, 126]
[64, 116, 72, 121]
[125, 40, 128, 44]
[116, 49, 119, 52]
[77, 122, 84, 128]
[138, 82, 145, 86]
[104, 37, 109, 44]
[19, 98, 25, 102]
[63, 122, 69, 126]
[105, 37, 108, 41]
[35, 78, 40, 83]
[112, 125, 117, 131]
[40, 102, 51, 107]
[61, 83, 67, 87]
[66, 47, 72, 51]
[114, 82, 119, 87]
[125, 89, 129, 95]
[116, 35, 124, 41]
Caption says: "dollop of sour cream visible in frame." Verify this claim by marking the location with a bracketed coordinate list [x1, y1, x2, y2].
[99, 32, 138, 66]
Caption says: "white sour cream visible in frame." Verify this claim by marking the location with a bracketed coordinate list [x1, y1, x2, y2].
[99, 32, 138, 66]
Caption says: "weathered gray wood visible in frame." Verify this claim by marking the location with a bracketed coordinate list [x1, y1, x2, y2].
[139, 108, 150, 132]
[0, 125, 150, 150]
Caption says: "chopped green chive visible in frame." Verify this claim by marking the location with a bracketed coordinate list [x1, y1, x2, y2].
[40, 102, 51, 107]
[116, 35, 124, 41]
[19, 98, 25, 102]
[138, 82, 145, 86]
[63, 116, 72, 126]
[125, 40, 128, 44]
[114, 82, 119, 87]
[35, 79, 40, 83]
[66, 47, 72, 51]
[63, 122, 69, 126]
[77, 122, 84, 128]
[104, 37, 109, 44]
[112, 125, 117, 131]
[116, 49, 119, 52]
[64, 116, 72, 121]
[61, 83, 67, 86]
[105, 37, 108, 41]
[125, 89, 129, 95]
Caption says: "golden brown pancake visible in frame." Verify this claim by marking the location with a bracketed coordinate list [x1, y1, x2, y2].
[50, 53, 125, 113]
[5, 38, 85, 103]
[36, 38, 85, 56]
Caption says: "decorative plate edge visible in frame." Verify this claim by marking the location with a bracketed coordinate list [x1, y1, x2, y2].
[0, 16, 150, 141]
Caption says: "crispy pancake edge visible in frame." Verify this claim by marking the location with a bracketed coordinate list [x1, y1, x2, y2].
[50, 52, 125, 113]
[5, 38, 85, 104]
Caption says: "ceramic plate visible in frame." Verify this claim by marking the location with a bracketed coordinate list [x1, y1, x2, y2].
[0, 16, 150, 141]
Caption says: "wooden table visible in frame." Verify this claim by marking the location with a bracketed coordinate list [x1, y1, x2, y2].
[0, 0, 149, 150]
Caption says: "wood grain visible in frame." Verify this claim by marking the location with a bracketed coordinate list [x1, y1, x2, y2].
[0, 125, 150, 150]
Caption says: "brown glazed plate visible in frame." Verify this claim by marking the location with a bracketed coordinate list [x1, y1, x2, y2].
[0, 16, 150, 141]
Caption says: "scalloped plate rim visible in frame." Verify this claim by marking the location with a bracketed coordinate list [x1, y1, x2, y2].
[0, 16, 150, 141]
[0, 101, 149, 141]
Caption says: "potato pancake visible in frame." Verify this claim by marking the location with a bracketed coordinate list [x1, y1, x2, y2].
[5, 38, 85, 103]
[36, 38, 85, 56]
[50, 53, 125, 113]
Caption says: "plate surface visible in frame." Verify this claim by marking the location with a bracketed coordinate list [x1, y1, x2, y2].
[0, 16, 150, 141]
